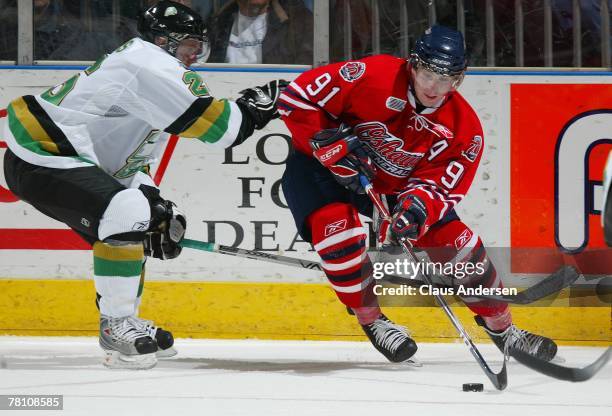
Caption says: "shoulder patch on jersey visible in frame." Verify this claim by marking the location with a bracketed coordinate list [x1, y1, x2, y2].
[462, 135, 483, 162]
[339, 62, 366, 82]
[386, 97, 406, 112]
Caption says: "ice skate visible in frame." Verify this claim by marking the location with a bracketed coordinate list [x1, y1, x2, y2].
[361, 314, 418, 363]
[128, 316, 177, 358]
[475, 315, 557, 362]
[100, 315, 158, 369]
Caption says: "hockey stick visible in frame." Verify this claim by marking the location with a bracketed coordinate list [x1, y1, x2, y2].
[359, 175, 508, 390]
[181, 238, 578, 305]
[510, 346, 611, 382]
[181, 239, 323, 271]
[181, 238, 424, 280]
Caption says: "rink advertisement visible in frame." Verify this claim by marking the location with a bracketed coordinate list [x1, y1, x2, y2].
[510, 84, 612, 274]
[1, 69, 610, 282]
[0, 68, 610, 343]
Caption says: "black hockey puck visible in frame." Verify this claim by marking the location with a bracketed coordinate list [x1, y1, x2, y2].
[462, 383, 484, 392]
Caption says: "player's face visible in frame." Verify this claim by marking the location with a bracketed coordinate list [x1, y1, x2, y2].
[175, 38, 206, 67]
[411, 66, 460, 107]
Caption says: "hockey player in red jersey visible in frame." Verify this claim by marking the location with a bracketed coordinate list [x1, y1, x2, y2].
[279, 25, 558, 363]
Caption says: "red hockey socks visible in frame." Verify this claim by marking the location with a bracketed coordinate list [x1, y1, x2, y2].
[417, 219, 512, 330]
[307, 202, 376, 308]
[351, 306, 382, 325]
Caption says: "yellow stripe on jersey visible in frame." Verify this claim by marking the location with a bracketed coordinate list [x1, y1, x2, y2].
[93, 241, 144, 262]
[178, 99, 226, 138]
[10, 97, 60, 154]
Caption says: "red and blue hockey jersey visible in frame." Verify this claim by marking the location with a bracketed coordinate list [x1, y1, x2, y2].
[279, 54, 484, 231]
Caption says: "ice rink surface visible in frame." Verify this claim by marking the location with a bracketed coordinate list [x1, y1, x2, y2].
[0, 337, 610, 416]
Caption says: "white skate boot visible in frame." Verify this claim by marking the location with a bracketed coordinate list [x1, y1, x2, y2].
[99, 315, 158, 369]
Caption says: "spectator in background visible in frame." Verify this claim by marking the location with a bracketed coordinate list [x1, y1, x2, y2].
[0, 0, 74, 61]
[329, 0, 429, 62]
[186, 0, 214, 20]
[462, 0, 609, 67]
[0, 0, 18, 60]
[0, 0, 138, 61]
[550, 0, 608, 67]
[208, 0, 313, 64]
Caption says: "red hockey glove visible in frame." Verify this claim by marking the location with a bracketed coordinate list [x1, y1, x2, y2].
[390, 194, 428, 245]
[310, 125, 375, 194]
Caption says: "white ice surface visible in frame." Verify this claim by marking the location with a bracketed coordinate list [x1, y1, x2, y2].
[0, 337, 610, 416]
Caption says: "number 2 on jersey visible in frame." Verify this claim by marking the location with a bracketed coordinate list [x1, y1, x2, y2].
[183, 71, 210, 97]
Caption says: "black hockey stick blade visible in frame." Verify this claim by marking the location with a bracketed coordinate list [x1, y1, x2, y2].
[489, 359, 508, 390]
[473, 264, 581, 304]
[511, 346, 611, 382]
[466, 347, 507, 390]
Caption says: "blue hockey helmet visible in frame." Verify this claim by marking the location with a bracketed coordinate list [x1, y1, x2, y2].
[411, 25, 467, 76]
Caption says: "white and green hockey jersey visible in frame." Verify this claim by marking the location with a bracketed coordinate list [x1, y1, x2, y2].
[3, 38, 245, 187]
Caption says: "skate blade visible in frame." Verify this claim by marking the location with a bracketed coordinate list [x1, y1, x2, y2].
[403, 356, 423, 367]
[551, 355, 566, 364]
[156, 346, 178, 359]
[102, 350, 157, 370]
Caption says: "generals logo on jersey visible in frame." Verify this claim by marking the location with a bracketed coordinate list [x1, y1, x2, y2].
[355, 122, 424, 178]
[339, 62, 366, 83]
[462, 135, 483, 162]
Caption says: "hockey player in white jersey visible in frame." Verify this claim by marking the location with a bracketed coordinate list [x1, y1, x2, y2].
[1, 0, 286, 369]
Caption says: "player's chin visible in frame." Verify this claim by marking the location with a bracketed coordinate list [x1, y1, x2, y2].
[421, 95, 440, 106]
[179, 56, 197, 67]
